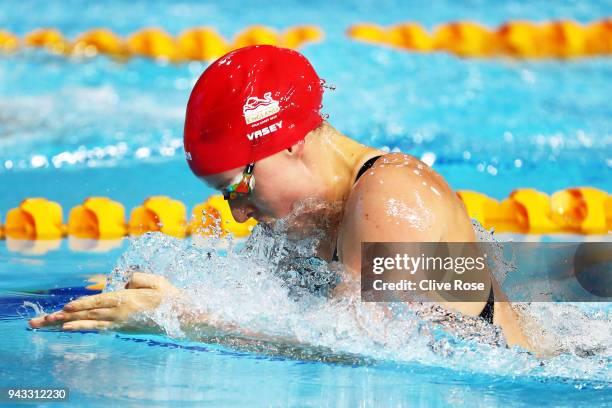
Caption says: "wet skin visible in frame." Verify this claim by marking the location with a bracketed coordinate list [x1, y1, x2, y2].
[29, 124, 536, 352]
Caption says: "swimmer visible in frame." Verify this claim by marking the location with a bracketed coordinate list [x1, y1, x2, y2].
[29, 45, 538, 352]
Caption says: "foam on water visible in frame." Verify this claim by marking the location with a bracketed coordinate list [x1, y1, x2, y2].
[104, 207, 611, 386]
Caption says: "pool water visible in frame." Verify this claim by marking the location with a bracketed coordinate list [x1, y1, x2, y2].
[1, 233, 611, 406]
[0, 0, 611, 406]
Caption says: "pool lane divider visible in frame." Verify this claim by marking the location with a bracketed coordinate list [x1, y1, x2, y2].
[458, 187, 611, 234]
[0, 195, 256, 241]
[347, 18, 612, 58]
[0, 188, 610, 248]
[2, 19, 610, 63]
[0, 25, 323, 63]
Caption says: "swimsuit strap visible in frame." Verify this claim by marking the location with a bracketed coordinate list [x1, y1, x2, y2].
[332, 155, 383, 262]
[478, 286, 495, 324]
[355, 155, 383, 181]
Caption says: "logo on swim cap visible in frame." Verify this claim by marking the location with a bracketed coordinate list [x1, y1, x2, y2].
[243, 92, 280, 125]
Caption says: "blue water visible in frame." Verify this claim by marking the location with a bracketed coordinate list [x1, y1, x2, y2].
[0, 0, 611, 406]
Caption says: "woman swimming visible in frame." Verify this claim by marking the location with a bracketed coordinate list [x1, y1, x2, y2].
[29, 45, 537, 352]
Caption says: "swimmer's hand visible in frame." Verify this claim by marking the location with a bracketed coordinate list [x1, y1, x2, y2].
[28, 272, 180, 332]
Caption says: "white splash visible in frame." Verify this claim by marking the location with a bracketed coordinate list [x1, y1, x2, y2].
[104, 207, 612, 385]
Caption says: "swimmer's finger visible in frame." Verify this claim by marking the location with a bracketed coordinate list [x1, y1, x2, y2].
[62, 320, 112, 331]
[53, 308, 118, 323]
[38, 311, 67, 323]
[28, 316, 43, 328]
[28, 315, 61, 328]
[64, 293, 119, 312]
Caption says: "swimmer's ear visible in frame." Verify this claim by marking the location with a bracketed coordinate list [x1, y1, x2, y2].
[286, 140, 305, 157]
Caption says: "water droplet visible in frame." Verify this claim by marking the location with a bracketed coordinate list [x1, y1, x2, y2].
[320, 79, 336, 91]
[421, 152, 436, 167]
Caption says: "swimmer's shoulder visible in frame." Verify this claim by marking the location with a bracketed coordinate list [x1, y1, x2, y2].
[355, 153, 450, 192]
[345, 153, 448, 230]
[384, 153, 475, 239]
[341, 152, 474, 244]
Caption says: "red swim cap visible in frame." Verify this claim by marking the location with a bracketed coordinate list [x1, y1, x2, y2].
[184, 45, 323, 176]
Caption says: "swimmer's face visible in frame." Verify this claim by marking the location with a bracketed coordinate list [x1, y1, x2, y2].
[202, 145, 321, 225]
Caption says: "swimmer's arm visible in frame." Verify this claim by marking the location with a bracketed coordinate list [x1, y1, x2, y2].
[176, 309, 300, 345]
[328, 166, 447, 331]
[29, 272, 307, 346]
[29, 273, 180, 331]
[340, 171, 546, 352]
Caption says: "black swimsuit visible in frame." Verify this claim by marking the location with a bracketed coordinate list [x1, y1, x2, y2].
[332, 155, 495, 324]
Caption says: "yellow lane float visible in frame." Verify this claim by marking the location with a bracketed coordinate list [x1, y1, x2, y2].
[68, 197, 126, 239]
[487, 198, 530, 233]
[538, 20, 587, 58]
[346, 23, 389, 45]
[551, 187, 609, 234]
[433, 21, 495, 57]
[585, 19, 612, 55]
[86, 274, 108, 291]
[5, 198, 64, 240]
[388, 23, 433, 51]
[127, 28, 181, 62]
[507, 189, 562, 234]
[24, 28, 71, 54]
[283, 25, 324, 49]
[233, 25, 281, 48]
[496, 21, 543, 58]
[348, 19, 612, 58]
[457, 190, 529, 233]
[177, 27, 228, 61]
[190, 194, 257, 238]
[1, 189, 609, 251]
[606, 195, 612, 230]
[3, 25, 322, 62]
[129, 196, 187, 238]
[457, 188, 611, 234]
[73, 29, 127, 57]
[456, 190, 500, 230]
[0, 30, 19, 52]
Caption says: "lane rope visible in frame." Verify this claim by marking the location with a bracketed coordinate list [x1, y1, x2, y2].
[347, 19, 612, 58]
[0, 25, 323, 62]
[0, 188, 610, 244]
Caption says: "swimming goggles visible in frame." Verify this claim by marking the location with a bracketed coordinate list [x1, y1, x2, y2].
[222, 163, 255, 201]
